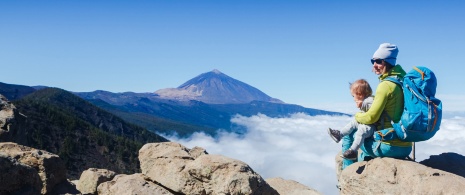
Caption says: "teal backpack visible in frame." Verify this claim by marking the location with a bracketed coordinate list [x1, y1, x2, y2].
[383, 66, 442, 142]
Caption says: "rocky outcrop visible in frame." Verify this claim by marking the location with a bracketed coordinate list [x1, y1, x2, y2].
[338, 157, 465, 195]
[420, 152, 465, 178]
[0, 94, 17, 138]
[266, 177, 322, 195]
[0, 152, 42, 194]
[138, 142, 278, 194]
[97, 174, 173, 195]
[0, 142, 67, 194]
[77, 168, 116, 195]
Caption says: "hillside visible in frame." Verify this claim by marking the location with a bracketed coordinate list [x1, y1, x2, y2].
[2, 88, 168, 179]
[75, 69, 346, 137]
[77, 90, 347, 137]
[88, 98, 218, 137]
[0, 82, 36, 100]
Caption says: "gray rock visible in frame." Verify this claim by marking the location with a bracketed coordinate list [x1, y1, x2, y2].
[187, 154, 277, 195]
[266, 177, 322, 195]
[0, 142, 67, 194]
[0, 152, 42, 194]
[97, 174, 173, 195]
[139, 142, 200, 193]
[0, 94, 16, 135]
[139, 142, 278, 194]
[420, 152, 465, 178]
[77, 168, 116, 195]
[49, 179, 81, 195]
[189, 146, 208, 158]
[339, 157, 465, 195]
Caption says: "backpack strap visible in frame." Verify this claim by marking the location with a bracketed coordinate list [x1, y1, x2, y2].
[383, 76, 402, 86]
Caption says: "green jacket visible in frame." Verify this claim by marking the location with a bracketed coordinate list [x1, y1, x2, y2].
[355, 65, 412, 146]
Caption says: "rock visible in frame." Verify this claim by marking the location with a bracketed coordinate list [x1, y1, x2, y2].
[139, 142, 277, 194]
[97, 174, 173, 195]
[0, 94, 16, 136]
[186, 154, 277, 194]
[0, 152, 42, 194]
[49, 179, 81, 195]
[139, 142, 200, 193]
[338, 157, 465, 195]
[335, 151, 343, 180]
[0, 142, 67, 194]
[420, 152, 465, 178]
[266, 177, 322, 195]
[77, 168, 116, 195]
[189, 146, 208, 158]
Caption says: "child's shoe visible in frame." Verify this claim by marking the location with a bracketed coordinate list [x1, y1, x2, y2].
[341, 149, 358, 160]
[327, 128, 342, 143]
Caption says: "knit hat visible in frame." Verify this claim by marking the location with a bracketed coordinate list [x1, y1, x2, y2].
[372, 43, 398, 66]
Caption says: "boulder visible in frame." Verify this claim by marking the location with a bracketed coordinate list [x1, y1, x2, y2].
[0, 152, 42, 194]
[338, 157, 465, 195]
[420, 152, 465, 178]
[49, 179, 81, 195]
[186, 154, 277, 194]
[139, 142, 277, 194]
[97, 174, 173, 195]
[139, 142, 202, 193]
[0, 142, 67, 194]
[266, 177, 322, 195]
[77, 168, 116, 195]
[0, 94, 16, 136]
[189, 146, 208, 158]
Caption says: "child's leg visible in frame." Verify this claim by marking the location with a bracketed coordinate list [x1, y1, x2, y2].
[349, 124, 375, 151]
[339, 119, 359, 136]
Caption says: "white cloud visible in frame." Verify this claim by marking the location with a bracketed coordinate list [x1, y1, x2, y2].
[162, 114, 465, 195]
[415, 116, 465, 161]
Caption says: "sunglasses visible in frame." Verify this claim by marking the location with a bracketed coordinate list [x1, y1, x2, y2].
[371, 59, 384, 64]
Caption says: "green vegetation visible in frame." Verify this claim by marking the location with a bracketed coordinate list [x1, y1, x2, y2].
[88, 99, 218, 137]
[11, 87, 168, 179]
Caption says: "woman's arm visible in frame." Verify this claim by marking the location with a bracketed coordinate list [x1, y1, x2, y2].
[355, 82, 390, 124]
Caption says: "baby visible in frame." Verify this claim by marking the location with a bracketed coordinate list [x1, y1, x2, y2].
[328, 79, 375, 160]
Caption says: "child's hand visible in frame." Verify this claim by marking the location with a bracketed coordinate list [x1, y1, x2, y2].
[355, 100, 363, 108]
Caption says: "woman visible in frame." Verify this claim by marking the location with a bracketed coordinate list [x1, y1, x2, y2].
[341, 43, 413, 169]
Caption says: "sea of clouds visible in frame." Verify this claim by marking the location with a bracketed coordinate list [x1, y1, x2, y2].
[163, 113, 465, 195]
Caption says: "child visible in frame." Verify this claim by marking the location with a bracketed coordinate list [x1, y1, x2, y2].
[328, 79, 375, 160]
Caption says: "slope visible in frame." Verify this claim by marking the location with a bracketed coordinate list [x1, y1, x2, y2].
[0, 82, 36, 100]
[6, 87, 168, 179]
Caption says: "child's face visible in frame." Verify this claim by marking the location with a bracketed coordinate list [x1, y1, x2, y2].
[352, 92, 365, 108]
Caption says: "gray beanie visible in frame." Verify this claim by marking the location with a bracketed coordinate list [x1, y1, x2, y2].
[372, 43, 398, 66]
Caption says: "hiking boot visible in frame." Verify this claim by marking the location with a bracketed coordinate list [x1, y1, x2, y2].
[341, 149, 358, 160]
[328, 128, 342, 143]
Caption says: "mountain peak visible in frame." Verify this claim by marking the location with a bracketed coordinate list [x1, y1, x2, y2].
[211, 69, 222, 74]
[155, 70, 283, 104]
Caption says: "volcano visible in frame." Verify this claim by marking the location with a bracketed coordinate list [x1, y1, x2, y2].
[155, 69, 283, 104]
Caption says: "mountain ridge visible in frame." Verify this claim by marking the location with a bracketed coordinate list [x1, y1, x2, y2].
[1, 88, 168, 179]
[1, 69, 347, 137]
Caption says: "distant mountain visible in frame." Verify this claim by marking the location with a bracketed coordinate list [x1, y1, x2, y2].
[0, 82, 36, 100]
[1, 87, 168, 179]
[155, 69, 283, 104]
[1, 68, 347, 139]
[75, 90, 346, 137]
[86, 97, 218, 137]
[73, 69, 346, 136]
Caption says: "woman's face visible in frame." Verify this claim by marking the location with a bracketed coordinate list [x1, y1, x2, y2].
[372, 59, 386, 75]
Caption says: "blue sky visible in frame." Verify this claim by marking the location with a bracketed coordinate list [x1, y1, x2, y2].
[2, 0, 465, 114]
